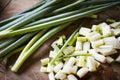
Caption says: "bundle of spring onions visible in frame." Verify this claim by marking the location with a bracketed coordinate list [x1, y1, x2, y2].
[0, 0, 120, 72]
[40, 21, 120, 80]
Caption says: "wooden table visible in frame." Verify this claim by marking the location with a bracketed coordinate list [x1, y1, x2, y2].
[0, 0, 120, 80]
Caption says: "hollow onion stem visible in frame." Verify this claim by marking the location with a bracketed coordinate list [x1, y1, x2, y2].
[0, 2, 118, 38]
[50, 28, 79, 65]
[11, 22, 71, 72]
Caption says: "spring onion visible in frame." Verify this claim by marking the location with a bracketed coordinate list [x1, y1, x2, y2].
[0, 0, 119, 74]
[50, 28, 79, 65]
[0, 2, 118, 39]
[11, 23, 71, 72]
[0, 37, 20, 49]
[0, 33, 36, 58]
[0, 0, 46, 30]
[41, 21, 120, 80]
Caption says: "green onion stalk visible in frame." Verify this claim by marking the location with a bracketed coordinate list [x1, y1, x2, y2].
[0, 0, 61, 31]
[50, 28, 79, 65]
[0, 33, 36, 58]
[11, 22, 71, 72]
[0, 0, 46, 30]
[0, 2, 119, 38]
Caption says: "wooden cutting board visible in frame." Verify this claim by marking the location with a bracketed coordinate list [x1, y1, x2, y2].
[0, 0, 120, 80]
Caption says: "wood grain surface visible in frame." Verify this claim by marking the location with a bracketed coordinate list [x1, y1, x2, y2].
[0, 0, 120, 80]
[0, 0, 41, 20]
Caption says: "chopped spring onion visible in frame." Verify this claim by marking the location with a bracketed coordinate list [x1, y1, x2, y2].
[58, 54, 91, 60]
[77, 68, 89, 78]
[116, 55, 120, 62]
[106, 18, 116, 23]
[67, 74, 78, 80]
[50, 28, 79, 65]
[0, 0, 119, 76]
[41, 21, 120, 80]
[41, 58, 50, 66]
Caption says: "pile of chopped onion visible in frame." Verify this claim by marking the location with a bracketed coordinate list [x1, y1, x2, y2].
[40, 21, 120, 80]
